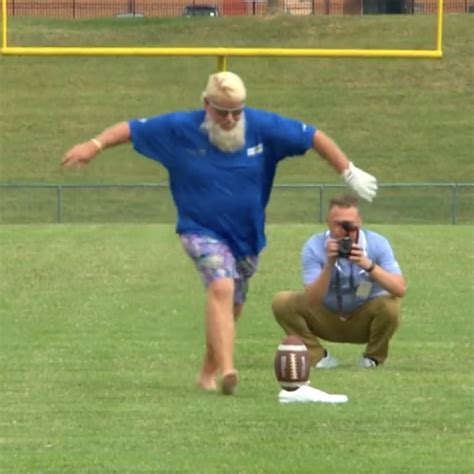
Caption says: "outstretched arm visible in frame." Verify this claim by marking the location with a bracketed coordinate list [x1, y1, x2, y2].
[62, 121, 131, 169]
[312, 130, 378, 202]
[312, 130, 350, 174]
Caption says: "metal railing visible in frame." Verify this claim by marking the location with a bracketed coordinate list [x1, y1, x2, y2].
[0, 182, 473, 225]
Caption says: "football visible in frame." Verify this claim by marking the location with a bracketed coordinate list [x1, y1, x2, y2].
[274, 335, 310, 391]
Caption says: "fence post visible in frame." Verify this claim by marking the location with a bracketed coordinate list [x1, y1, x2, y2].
[452, 183, 458, 225]
[56, 185, 62, 223]
[319, 186, 324, 223]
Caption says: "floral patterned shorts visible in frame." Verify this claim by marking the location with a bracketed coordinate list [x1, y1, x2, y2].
[180, 233, 259, 305]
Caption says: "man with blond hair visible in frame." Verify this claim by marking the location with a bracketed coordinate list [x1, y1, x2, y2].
[63, 71, 378, 395]
[272, 195, 406, 369]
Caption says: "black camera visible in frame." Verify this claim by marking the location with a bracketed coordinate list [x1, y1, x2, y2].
[337, 221, 358, 258]
[337, 237, 353, 258]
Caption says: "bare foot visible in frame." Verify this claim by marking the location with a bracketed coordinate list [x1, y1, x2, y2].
[196, 376, 217, 392]
[221, 371, 238, 395]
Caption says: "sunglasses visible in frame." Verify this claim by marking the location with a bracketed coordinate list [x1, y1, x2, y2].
[336, 221, 358, 232]
[207, 99, 244, 118]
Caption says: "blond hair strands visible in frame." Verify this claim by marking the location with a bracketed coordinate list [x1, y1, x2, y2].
[201, 71, 247, 104]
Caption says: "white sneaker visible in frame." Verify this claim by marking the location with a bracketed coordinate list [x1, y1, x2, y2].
[358, 356, 378, 369]
[315, 352, 339, 369]
[278, 385, 348, 404]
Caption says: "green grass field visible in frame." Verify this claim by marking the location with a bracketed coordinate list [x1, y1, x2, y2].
[1, 15, 473, 187]
[0, 12, 473, 473]
[0, 224, 473, 473]
[1, 15, 473, 224]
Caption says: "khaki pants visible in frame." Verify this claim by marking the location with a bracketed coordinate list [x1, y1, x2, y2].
[272, 291, 402, 366]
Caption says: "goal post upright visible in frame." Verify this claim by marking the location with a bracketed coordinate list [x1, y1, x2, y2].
[1, 0, 7, 51]
[436, 0, 444, 53]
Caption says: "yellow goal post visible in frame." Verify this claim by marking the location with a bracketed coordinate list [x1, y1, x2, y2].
[1, 0, 444, 70]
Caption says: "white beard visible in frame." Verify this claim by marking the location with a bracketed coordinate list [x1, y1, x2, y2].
[200, 113, 246, 153]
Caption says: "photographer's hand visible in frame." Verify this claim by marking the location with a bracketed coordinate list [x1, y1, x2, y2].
[348, 244, 373, 271]
[327, 239, 339, 265]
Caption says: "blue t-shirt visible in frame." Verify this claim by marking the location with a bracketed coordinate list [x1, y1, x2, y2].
[301, 229, 402, 313]
[129, 107, 315, 257]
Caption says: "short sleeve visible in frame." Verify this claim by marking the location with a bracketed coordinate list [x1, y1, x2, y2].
[252, 110, 316, 161]
[129, 114, 174, 167]
[301, 236, 325, 286]
[375, 236, 402, 274]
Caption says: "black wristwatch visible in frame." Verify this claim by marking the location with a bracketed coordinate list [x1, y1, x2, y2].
[366, 261, 376, 273]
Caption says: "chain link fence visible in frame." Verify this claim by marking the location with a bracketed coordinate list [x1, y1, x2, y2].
[1, 183, 472, 225]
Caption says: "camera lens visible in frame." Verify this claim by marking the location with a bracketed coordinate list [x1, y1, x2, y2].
[338, 237, 353, 258]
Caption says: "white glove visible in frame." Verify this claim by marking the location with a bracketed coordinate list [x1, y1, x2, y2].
[341, 162, 378, 202]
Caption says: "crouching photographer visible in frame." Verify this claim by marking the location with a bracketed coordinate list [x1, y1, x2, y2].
[272, 194, 406, 369]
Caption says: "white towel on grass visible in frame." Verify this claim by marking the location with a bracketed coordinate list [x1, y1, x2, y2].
[278, 385, 348, 404]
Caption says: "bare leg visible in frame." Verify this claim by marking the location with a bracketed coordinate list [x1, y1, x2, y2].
[234, 303, 244, 321]
[197, 300, 244, 392]
[197, 278, 237, 394]
[197, 344, 219, 391]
